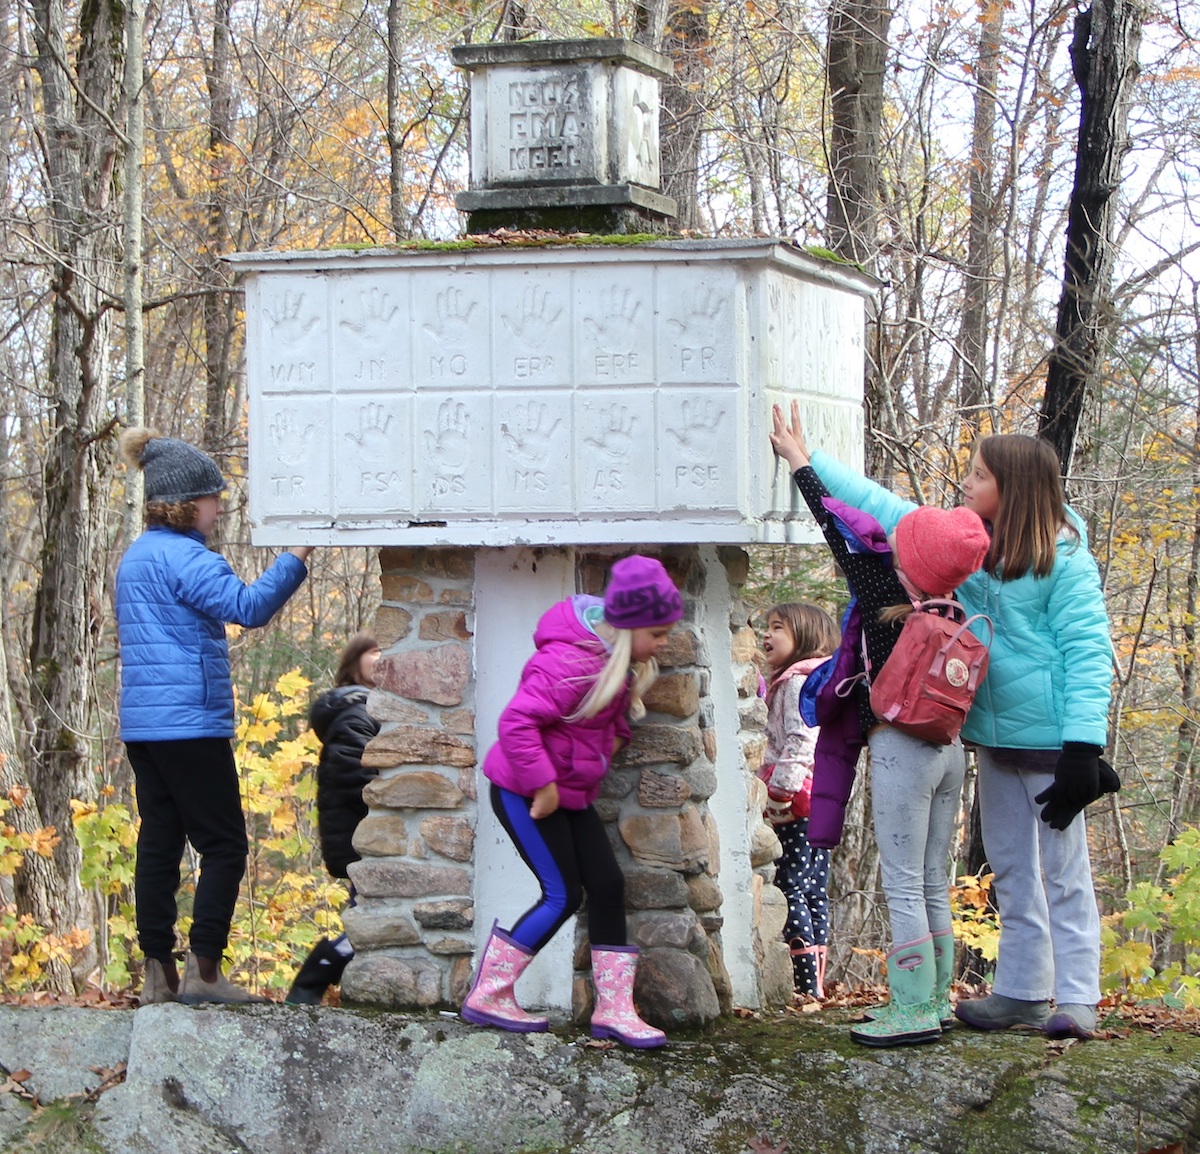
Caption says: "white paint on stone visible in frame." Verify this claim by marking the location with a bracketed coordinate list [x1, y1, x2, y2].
[698, 544, 761, 1008]
[472, 547, 576, 1012]
[232, 241, 874, 547]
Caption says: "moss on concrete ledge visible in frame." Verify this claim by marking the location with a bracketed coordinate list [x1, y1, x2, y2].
[3, 1005, 1198, 1153]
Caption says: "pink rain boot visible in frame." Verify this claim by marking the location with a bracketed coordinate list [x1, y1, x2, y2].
[460, 924, 549, 1033]
[590, 945, 667, 1049]
[790, 942, 826, 998]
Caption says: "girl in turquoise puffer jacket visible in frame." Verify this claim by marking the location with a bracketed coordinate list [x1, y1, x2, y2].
[790, 401, 1118, 1041]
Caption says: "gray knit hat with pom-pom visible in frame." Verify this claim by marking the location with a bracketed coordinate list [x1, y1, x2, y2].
[120, 428, 224, 503]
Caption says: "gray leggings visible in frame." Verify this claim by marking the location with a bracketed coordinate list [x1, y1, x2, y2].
[867, 726, 966, 946]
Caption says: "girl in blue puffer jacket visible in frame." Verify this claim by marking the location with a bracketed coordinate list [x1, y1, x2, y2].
[780, 401, 1118, 1040]
[117, 428, 313, 1006]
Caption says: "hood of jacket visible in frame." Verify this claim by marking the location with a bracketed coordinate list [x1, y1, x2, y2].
[531, 596, 610, 657]
[309, 685, 370, 743]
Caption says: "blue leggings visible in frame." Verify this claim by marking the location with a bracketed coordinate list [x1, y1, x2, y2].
[490, 784, 627, 954]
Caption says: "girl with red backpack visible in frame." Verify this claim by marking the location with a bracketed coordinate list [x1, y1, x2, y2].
[782, 402, 1118, 1042]
[770, 405, 990, 1046]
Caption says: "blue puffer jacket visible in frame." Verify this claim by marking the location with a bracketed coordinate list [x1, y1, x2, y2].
[117, 526, 308, 741]
[810, 450, 1113, 750]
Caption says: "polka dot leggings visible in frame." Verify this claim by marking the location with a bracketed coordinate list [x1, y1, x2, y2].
[775, 818, 830, 995]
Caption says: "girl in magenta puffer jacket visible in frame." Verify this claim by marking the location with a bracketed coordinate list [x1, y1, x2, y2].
[461, 555, 682, 1049]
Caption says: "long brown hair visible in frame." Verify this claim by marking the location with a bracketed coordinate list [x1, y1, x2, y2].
[765, 602, 838, 686]
[334, 633, 380, 687]
[975, 434, 1071, 580]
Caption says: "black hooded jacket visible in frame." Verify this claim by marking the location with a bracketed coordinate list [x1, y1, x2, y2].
[310, 685, 381, 878]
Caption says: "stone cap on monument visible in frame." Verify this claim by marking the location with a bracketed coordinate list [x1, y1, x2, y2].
[451, 39, 676, 229]
[227, 238, 877, 548]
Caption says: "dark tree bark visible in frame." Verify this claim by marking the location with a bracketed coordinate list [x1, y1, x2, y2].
[202, 0, 236, 520]
[955, 0, 1003, 418]
[825, 0, 892, 477]
[825, 0, 891, 268]
[1039, 0, 1144, 472]
[25, 0, 124, 989]
[658, 2, 710, 232]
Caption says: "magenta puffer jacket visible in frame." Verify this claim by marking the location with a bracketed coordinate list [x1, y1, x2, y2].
[483, 597, 632, 810]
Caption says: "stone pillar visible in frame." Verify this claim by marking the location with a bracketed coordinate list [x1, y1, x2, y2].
[343, 543, 797, 1025]
[570, 546, 721, 1028]
[340, 547, 479, 1008]
[726, 554, 794, 1007]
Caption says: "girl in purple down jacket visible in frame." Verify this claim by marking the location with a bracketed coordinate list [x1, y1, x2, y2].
[460, 555, 683, 1049]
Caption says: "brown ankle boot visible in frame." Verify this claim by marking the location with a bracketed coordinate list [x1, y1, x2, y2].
[138, 958, 179, 1006]
[178, 951, 270, 1005]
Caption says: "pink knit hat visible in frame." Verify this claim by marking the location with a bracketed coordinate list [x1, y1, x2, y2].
[893, 506, 990, 596]
[603, 556, 684, 629]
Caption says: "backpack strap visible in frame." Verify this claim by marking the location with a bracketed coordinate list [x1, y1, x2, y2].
[926, 613, 995, 682]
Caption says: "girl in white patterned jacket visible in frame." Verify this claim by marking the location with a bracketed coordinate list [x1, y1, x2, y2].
[759, 602, 839, 996]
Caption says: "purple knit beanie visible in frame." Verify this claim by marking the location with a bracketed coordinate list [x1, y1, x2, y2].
[603, 556, 684, 630]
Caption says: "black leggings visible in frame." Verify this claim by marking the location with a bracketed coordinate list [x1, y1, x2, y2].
[127, 738, 249, 962]
[490, 784, 627, 954]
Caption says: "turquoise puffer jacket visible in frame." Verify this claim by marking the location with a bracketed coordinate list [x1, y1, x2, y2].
[117, 526, 308, 742]
[810, 450, 1112, 749]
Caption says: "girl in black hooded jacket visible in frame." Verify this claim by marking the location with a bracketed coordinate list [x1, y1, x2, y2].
[286, 634, 381, 1004]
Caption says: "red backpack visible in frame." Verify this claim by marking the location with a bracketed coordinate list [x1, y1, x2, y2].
[866, 599, 993, 745]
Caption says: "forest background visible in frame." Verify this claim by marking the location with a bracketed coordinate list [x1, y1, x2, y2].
[1, 0, 1198, 1004]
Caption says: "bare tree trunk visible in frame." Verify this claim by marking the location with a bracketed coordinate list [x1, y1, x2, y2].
[955, 0, 1003, 419]
[387, 0, 412, 240]
[202, 0, 236, 517]
[1039, 0, 1144, 472]
[659, 2, 710, 232]
[825, 0, 891, 477]
[25, 0, 123, 990]
[825, 0, 890, 267]
[123, 0, 146, 529]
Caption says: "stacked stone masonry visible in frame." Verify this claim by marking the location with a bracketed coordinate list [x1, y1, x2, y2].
[726, 549, 794, 1007]
[342, 544, 789, 1023]
[341, 547, 479, 1010]
[343, 539, 792, 1017]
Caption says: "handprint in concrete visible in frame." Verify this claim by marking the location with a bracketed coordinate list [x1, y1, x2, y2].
[500, 401, 564, 468]
[584, 404, 636, 465]
[666, 399, 726, 457]
[269, 409, 316, 466]
[424, 400, 470, 473]
[345, 403, 394, 460]
[502, 285, 562, 349]
[263, 291, 320, 344]
[583, 287, 643, 351]
[666, 286, 727, 340]
[424, 288, 479, 345]
[339, 288, 399, 339]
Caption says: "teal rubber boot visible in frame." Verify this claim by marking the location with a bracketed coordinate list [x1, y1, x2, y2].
[931, 928, 955, 1030]
[850, 936, 941, 1048]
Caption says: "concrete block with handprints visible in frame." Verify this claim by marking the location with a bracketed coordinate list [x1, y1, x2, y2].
[233, 239, 877, 546]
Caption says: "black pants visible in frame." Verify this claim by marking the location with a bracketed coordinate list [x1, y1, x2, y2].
[126, 738, 248, 962]
[490, 784, 627, 954]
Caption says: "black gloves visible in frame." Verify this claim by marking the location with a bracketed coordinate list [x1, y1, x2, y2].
[1034, 742, 1120, 831]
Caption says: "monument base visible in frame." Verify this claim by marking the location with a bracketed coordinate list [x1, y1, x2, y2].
[458, 182, 677, 236]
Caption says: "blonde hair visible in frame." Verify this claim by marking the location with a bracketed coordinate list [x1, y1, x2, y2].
[571, 629, 660, 722]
